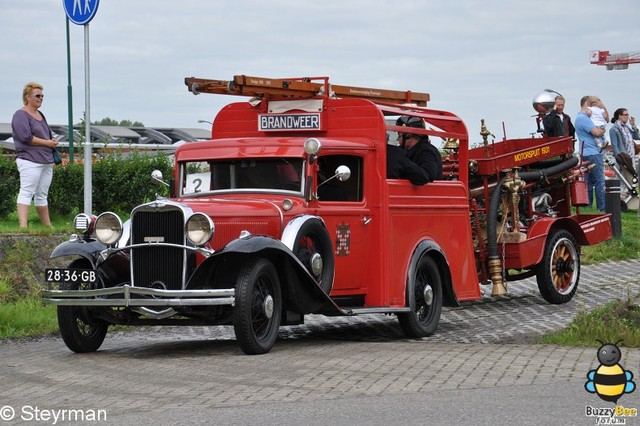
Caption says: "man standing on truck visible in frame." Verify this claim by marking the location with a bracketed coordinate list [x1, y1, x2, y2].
[396, 115, 443, 181]
[542, 95, 575, 138]
[575, 95, 607, 212]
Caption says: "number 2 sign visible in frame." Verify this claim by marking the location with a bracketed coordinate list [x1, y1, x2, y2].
[185, 173, 210, 194]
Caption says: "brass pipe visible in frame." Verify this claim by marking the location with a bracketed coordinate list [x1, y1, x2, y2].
[504, 168, 525, 233]
[489, 258, 506, 296]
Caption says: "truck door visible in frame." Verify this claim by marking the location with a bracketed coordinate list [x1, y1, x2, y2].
[316, 154, 374, 300]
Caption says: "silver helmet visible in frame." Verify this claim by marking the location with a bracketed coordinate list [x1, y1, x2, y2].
[532, 89, 562, 114]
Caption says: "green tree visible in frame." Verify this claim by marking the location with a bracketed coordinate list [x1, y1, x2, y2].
[92, 117, 145, 127]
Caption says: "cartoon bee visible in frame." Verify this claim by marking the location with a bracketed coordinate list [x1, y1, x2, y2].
[585, 340, 636, 403]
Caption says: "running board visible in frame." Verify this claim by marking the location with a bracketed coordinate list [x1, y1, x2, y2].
[344, 307, 411, 315]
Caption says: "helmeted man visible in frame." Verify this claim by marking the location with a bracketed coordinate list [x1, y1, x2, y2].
[396, 115, 443, 181]
[386, 144, 429, 185]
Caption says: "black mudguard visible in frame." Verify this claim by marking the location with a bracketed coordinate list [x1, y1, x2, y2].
[408, 240, 458, 308]
[186, 235, 343, 315]
[50, 239, 108, 268]
[50, 239, 130, 286]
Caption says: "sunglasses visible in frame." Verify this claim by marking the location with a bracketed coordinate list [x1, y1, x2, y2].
[33, 94, 44, 99]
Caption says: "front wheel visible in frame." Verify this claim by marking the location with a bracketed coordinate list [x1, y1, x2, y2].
[233, 258, 282, 355]
[397, 255, 443, 337]
[536, 229, 580, 304]
[58, 285, 108, 353]
[57, 260, 108, 353]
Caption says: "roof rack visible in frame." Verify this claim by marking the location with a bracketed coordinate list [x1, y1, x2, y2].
[185, 75, 430, 106]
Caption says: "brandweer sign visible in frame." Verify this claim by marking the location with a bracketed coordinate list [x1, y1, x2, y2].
[259, 114, 321, 131]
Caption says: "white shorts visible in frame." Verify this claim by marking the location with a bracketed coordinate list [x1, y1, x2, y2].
[16, 158, 53, 206]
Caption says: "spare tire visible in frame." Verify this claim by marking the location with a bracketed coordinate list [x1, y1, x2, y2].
[286, 217, 334, 294]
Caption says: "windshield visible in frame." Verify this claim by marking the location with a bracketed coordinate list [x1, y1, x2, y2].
[180, 158, 304, 196]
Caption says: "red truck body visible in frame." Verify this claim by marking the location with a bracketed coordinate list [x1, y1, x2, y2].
[43, 75, 612, 355]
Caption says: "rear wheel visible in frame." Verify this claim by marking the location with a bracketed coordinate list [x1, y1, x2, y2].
[233, 258, 282, 355]
[536, 229, 580, 304]
[57, 260, 108, 353]
[397, 255, 443, 337]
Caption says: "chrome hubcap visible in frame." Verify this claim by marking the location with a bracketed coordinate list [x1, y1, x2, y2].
[310, 253, 323, 277]
[263, 295, 274, 319]
[423, 284, 433, 306]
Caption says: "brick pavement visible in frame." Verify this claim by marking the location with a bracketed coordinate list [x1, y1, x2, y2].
[0, 260, 639, 423]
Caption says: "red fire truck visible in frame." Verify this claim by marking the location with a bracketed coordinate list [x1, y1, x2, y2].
[43, 75, 612, 355]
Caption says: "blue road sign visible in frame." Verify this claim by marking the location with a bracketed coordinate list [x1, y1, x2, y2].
[63, 0, 100, 25]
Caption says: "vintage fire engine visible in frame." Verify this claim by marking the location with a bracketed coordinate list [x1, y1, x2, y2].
[43, 75, 612, 355]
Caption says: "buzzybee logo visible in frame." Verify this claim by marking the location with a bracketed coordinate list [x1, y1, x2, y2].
[585, 340, 636, 403]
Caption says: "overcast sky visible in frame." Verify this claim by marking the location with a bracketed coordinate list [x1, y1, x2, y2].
[2, 0, 639, 145]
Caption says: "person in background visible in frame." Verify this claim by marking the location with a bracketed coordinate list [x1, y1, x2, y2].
[609, 108, 639, 159]
[575, 95, 607, 212]
[586, 96, 609, 151]
[542, 95, 575, 138]
[609, 108, 640, 198]
[11, 82, 57, 228]
[395, 115, 443, 181]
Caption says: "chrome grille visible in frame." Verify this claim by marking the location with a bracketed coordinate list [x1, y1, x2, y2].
[131, 209, 185, 290]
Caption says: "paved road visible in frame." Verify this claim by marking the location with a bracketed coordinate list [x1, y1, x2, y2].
[1, 260, 639, 425]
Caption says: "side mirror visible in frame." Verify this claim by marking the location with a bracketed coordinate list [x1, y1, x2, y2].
[335, 165, 351, 182]
[151, 170, 170, 187]
[317, 165, 351, 196]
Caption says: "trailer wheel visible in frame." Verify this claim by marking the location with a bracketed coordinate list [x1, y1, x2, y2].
[57, 261, 108, 353]
[397, 255, 443, 337]
[536, 229, 580, 304]
[620, 199, 629, 213]
[291, 219, 334, 294]
[233, 258, 282, 355]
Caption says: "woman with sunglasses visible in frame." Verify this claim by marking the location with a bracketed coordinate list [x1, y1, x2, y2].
[610, 108, 639, 158]
[11, 81, 58, 228]
[609, 108, 640, 200]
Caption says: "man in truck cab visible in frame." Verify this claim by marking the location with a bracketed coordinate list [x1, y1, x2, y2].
[396, 115, 443, 181]
[386, 144, 429, 185]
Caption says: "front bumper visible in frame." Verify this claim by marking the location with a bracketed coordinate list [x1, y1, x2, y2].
[42, 285, 235, 307]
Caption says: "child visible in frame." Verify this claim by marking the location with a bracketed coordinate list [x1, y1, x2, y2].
[587, 97, 609, 151]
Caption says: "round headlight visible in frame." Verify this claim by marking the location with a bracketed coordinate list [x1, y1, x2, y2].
[304, 138, 321, 155]
[185, 213, 214, 246]
[95, 212, 123, 245]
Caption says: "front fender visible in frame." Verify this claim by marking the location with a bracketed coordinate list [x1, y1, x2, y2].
[50, 239, 108, 269]
[187, 235, 342, 315]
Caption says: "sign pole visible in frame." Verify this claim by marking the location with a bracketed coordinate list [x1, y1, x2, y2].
[65, 17, 74, 163]
[83, 23, 92, 214]
[63, 0, 100, 215]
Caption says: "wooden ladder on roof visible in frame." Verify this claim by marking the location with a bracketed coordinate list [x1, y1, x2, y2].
[184, 75, 430, 106]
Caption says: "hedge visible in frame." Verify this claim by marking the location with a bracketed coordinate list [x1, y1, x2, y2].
[0, 150, 173, 219]
[0, 155, 20, 218]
